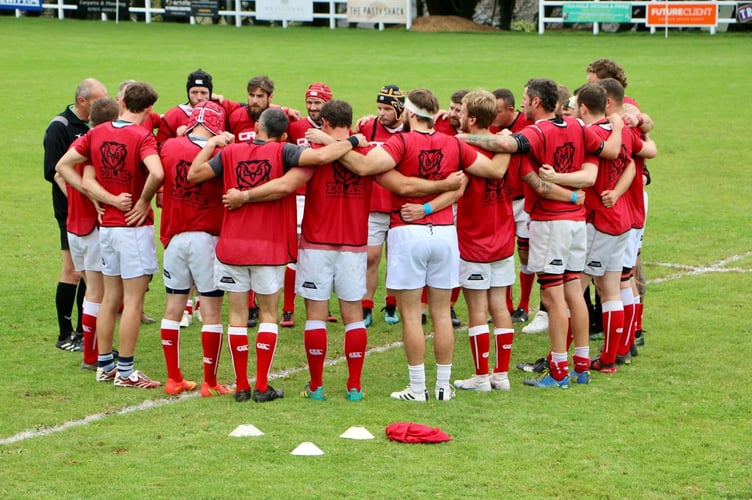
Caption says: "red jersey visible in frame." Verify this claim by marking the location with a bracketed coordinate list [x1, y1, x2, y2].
[489, 111, 532, 135]
[159, 136, 224, 247]
[65, 136, 98, 236]
[585, 119, 643, 235]
[433, 117, 458, 136]
[627, 134, 648, 229]
[287, 117, 319, 146]
[456, 146, 515, 263]
[301, 144, 373, 249]
[356, 118, 403, 213]
[381, 130, 477, 228]
[142, 111, 161, 136]
[490, 111, 532, 199]
[227, 104, 259, 144]
[624, 96, 640, 110]
[157, 104, 192, 145]
[74, 120, 158, 227]
[620, 96, 649, 228]
[227, 103, 296, 144]
[210, 140, 302, 266]
[287, 117, 322, 196]
[516, 117, 603, 222]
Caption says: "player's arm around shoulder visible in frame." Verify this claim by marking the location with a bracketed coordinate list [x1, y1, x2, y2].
[465, 151, 510, 180]
[188, 132, 234, 184]
[55, 147, 87, 192]
[223, 167, 313, 210]
[521, 168, 586, 205]
[636, 133, 657, 159]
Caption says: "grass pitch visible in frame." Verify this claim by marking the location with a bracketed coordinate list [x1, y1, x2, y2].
[0, 17, 750, 497]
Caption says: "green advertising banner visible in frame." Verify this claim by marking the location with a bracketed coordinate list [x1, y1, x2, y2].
[562, 2, 633, 23]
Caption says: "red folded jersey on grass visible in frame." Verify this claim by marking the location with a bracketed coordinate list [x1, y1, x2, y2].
[385, 422, 451, 444]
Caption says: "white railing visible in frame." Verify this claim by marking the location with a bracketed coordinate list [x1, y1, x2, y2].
[537, 0, 742, 35]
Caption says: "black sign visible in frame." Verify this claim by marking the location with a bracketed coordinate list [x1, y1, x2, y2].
[77, 0, 129, 17]
[191, 0, 218, 18]
[164, 0, 190, 18]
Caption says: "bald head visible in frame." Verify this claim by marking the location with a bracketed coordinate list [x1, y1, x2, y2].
[74, 78, 108, 122]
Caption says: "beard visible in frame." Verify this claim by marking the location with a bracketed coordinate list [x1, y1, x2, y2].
[247, 105, 265, 122]
[401, 113, 411, 132]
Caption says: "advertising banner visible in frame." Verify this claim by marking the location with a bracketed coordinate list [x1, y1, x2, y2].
[0, 0, 42, 11]
[256, 0, 313, 22]
[646, 2, 718, 26]
[562, 2, 632, 23]
[347, 0, 407, 23]
[737, 2, 752, 22]
[191, 0, 218, 18]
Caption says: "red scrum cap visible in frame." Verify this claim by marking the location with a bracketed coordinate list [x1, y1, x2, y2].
[186, 101, 225, 136]
[305, 82, 332, 102]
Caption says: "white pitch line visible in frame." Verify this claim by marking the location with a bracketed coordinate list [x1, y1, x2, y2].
[647, 251, 752, 284]
[0, 340, 409, 446]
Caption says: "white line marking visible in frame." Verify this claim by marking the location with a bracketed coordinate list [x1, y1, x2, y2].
[0, 340, 409, 446]
[647, 252, 752, 284]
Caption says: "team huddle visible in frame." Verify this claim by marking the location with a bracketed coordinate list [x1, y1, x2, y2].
[48, 58, 656, 403]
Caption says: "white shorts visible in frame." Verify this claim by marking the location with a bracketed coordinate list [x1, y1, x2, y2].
[296, 248, 367, 302]
[296, 194, 305, 235]
[163, 231, 219, 293]
[68, 229, 101, 273]
[386, 224, 459, 290]
[99, 226, 158, 279]
[527, 220, 586, 275]
[215, 261, 286, 295]
[460, 256, 515, 290]
[584, 224, 629, 276]
[623, 227, 644, 269]
[367, 211, 390, 246]
[513, 198, 530, 238]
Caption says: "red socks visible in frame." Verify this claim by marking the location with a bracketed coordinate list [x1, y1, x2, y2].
[304, 321, 328, 390]
[468, 325, 490, 375]
[228, 326, 250, 392]
[619, 289, 636, 356]
[81, 299, 100, 366]
[255, 323, 278, 392]
[493, 328, 514, 374]
[549, 352, 569, 381]
[201, 324, 223, 387]
[160, 319, 183, 381]
[505, 287, 514, 314]
[518, 266, 535, 312]
[600, 301, 624, 365]
[283, 266, 296, 312]
[345, 322, 368, 392]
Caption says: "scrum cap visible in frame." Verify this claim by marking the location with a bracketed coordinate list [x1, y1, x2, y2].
[305, 82, 332, 102]
[186, 68, 213, 96]
[186, 101, 225, 136]
[377, 84, 405, 119]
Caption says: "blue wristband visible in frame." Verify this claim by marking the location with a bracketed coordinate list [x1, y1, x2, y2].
[423, 203, 433, 215]
[570, 191, 578, 204]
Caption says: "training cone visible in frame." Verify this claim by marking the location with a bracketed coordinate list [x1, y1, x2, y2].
[228, 424, 264, 437]
[340, 425, 375, 440]
[291, 441, 324, 456]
